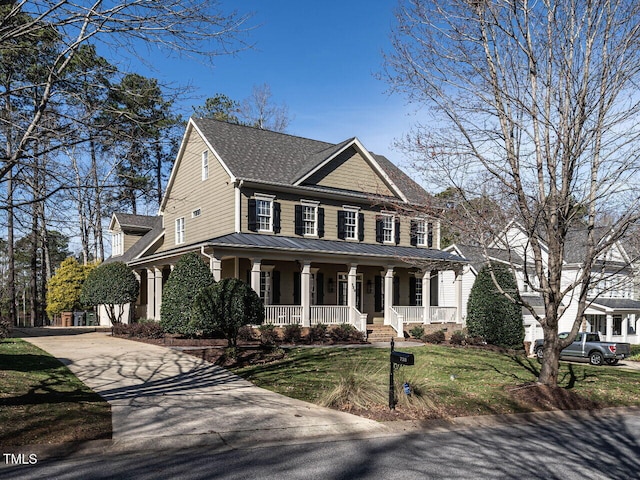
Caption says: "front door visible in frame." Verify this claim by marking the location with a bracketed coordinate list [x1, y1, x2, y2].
[337, 273, 362, 311]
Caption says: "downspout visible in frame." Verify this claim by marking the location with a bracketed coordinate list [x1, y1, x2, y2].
[235, 180, 244, 233]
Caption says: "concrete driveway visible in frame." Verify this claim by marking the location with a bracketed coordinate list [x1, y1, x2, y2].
[18, 330, 387, 451]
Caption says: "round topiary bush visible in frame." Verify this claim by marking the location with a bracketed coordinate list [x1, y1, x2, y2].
[46, 257, 96, 318]
[160, 252, 215, 335]
[80, 261, 139, 325]
[190, 278, 264, 347]
[467, 262, 524, 348]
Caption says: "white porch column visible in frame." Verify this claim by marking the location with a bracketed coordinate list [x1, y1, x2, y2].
[301, 261, 311, 327]
[146, 268, 155, 320]
[606, 313, 613, 341]
[154, 267, 163, 321]
[455, 267, 463, 324]
[622, 315, 629, 342]
[250, 259, 262, 296]
[422, 270, 431, 324]
[384, 267, 394, 325]
[348, 264, 358, 325]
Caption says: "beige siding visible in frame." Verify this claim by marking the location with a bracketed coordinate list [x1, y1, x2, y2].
[304, 147, 395, 197]
[240, 187, 438, 248]
[159, 128, 235, 251]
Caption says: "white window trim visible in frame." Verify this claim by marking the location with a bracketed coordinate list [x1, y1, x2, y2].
[112, 232, 124, 256]
[301, 200, 319, 237]
[381, 213, 395, 244]
[175, 217, 185, 245]
[255, 194, 275, 233]
[202, 151, 209, 180]
[342, 205, 360, 241]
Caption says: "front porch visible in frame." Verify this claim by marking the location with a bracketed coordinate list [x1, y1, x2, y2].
[131, 233, 468, 336]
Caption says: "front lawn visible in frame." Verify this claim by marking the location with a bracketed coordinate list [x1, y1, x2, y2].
[0, 338, 111, 446]
[231, 345, 640, 420]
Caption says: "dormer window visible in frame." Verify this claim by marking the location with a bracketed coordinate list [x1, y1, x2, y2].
[112, 232, 124, 256]
[202, 151, 209, 180]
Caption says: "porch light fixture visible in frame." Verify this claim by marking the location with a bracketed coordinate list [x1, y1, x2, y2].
[366, 279, 373, 294]
[328, 278, 334, 293]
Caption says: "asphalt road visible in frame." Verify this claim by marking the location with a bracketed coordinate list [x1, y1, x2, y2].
[2, 410, 639, 479]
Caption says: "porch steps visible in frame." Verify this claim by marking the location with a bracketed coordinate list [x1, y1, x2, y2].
[367, 324, 403, 343]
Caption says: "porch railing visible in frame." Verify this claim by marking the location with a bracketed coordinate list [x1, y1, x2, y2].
[263, 305, 367, 333]
[394, 306, 458, 324]
[264, 305, 303, 326]
[388, 307, 405, 336]
[310, 305, 350, 325]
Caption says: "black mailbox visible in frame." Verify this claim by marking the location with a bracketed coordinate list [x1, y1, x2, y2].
[390, 351, 414, 366]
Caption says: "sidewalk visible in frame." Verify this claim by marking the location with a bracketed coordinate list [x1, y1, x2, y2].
[18, 330, 388, 452]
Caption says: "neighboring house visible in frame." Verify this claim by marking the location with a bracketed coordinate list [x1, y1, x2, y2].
[105, 118, 467, 336]
[445, 222, 640, 350]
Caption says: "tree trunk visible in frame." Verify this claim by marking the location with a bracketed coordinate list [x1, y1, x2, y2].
[537, 324, 561, 386]
[7, 168, 16, 325]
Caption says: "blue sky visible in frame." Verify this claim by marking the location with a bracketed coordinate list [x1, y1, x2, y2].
[138, 0, 422, 174]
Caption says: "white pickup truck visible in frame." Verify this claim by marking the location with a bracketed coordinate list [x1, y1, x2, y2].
[534, 332, 631, 366]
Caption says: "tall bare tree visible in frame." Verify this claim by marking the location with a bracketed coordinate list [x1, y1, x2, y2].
[385, 0, 640, 386]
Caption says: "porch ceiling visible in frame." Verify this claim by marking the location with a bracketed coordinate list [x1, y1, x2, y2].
[204, 233, 467, 269]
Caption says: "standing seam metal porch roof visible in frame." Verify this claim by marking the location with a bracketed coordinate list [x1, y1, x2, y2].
[200, 232, 467, 265]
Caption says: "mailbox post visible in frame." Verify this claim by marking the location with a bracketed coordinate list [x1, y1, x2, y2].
[389, 338, 415, 410]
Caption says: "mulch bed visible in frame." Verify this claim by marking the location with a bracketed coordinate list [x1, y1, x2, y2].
[506, 382, 601, 411]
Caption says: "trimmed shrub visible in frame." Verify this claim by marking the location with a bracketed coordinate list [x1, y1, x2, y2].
[308, 323, 328, 343]
[80, 262, 139, 325]
[467, 262, 524, 348]
[409, 325, 425, 340]
[113, 319, 164, 339]
[283, 324, 302, 344]
[329, 324, 366, 343]
[258, 324, 279, 346]
[160, 252, 215, 335]
[423, 330, 445, 344]
[191, 278, 264, 347]
[450, 330, 466, 345]
[46, 257, 96, 317]
[237, 325, 256, 342]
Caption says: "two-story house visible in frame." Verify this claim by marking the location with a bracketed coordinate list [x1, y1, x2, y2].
[106, 118, 467, 337]
[444, 222, 640, 350]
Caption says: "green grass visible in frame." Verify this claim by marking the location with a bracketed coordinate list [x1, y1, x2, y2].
[0, 338, 111, 446]
[231, 345, 640, 418]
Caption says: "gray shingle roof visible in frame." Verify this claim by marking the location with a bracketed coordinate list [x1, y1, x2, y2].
[192, 118, 429, 204]
[113, 213, 158, 232]
[589, 298, 640, 310]
[105, 217, 163, 264]
[452, 244, 524, 273]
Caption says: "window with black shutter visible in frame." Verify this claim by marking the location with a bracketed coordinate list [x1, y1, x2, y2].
[273, 202, 281, 233]
[294, 205, 304, 236]
[375, 217, 384, 243]
[410, 220, 418, 246]
[337, 210, 346, 239]
[358, 213, 365, 241]
[318, 208, 325, 238]
[395, 218, 401, 244]
[248, 199, 257, 232]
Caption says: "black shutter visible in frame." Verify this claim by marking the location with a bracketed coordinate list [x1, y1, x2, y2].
[273, 202, 281, 233]
[337, 211, 346, 239]
[395, 218, 401, 245]
[273, 270, 281, 305]
[410, 220, 418, 246]
[393, 276, 400, 306]
[409, 276, 417, 306]
[427, 222, 434, 248]
[294, 205, 304, 236]
[317, 272, 324, 305]
[374, 276, 383, 312]
[375, 218, 384, 243]
[318, 207, 325, 238]
[248, 199, 257, 232]
[246, 270, 251, 284]
[293, 272, 301, 305]
[358, 213, 365, 241]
